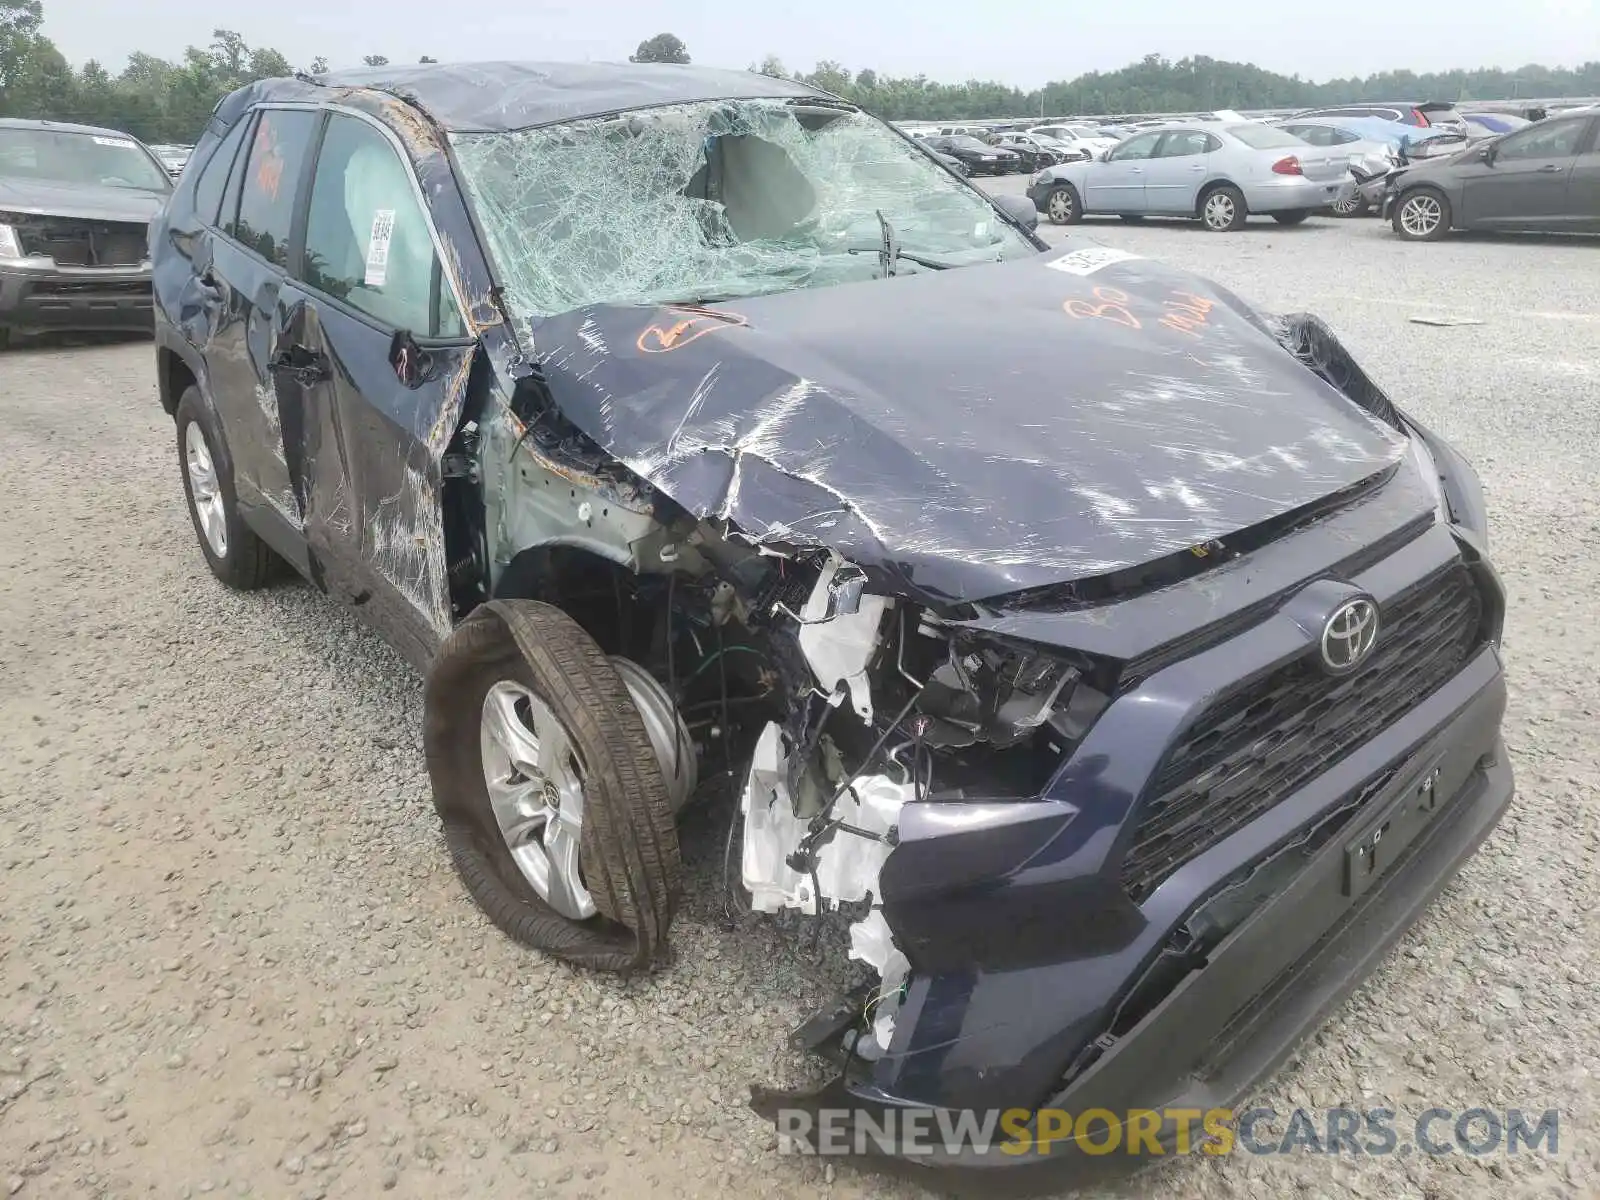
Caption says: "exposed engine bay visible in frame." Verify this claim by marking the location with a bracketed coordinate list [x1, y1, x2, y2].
[482, 394, 1121, 1056]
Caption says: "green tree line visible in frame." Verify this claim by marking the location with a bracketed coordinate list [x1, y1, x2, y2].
[2, 2, 1596, 148]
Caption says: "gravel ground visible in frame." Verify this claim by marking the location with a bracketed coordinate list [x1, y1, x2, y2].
[1, 207, 1597, 1200]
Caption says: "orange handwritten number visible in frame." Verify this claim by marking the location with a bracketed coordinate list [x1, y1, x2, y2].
[1063, 287, 1140, 330]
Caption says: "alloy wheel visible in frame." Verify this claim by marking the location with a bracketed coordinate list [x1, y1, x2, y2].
[1048, 188, 1075, 222]
[1400, 194, 1443, 238]
[184, 421, 227, 558]
[480, 680, 596, 920]
[1203, 192, 1236, 230]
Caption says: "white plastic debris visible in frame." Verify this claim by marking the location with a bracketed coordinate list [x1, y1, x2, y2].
[797, 556, 889, 724]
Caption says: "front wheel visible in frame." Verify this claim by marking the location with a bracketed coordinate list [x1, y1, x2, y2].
[424, 600, 683, 972]
[1046, 184, 1082, 225]
[1272, 210, 1311, 226]
[1392, 188, 1451, 241]
[1199, 185, 1248, 231]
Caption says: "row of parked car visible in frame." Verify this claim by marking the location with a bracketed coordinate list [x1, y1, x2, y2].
[1022, 101, 1600, 238]
[907, 122, 1124, 174]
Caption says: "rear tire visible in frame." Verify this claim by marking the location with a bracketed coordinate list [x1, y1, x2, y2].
[1272, 210, 1312, 226]
[174, 385, 276, 590]
[1332, 195, 1369, 218]
[1199, 184, 1248, 232]
[1392, 187, 1451, 241]
[424, 600, 683, 972]
[1046, 183, 1083, 225]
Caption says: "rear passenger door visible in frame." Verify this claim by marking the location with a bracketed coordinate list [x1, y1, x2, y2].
[274, 109, 476, 667]
[202, 107, 323, 547]
[1142, 130, 1218, 213]
[1560, 117, 1600, 231]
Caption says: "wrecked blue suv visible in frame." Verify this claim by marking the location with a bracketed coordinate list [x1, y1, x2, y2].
[150, 61, 1511, 1185]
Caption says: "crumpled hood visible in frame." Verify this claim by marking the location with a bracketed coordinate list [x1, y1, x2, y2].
[533, 246, 1407, 604]
[0, 178, 168, 223]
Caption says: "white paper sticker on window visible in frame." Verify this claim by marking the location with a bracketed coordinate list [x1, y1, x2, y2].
[1043, 246, 1143, 276]
[364, 209, 396, 287]
[92, 136, 137, 149]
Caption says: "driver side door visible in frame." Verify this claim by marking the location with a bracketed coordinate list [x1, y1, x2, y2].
[1459, 117, 1588, 229]
[1084, 132, 1162, 213]
[273, 110, 477, 668]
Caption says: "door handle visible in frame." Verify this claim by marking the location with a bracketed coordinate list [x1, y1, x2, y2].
[269, 343, 331, 385]
[1190, 164, 1205, 171]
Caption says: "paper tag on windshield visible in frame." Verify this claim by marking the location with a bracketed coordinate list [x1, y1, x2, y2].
[92, 136, 136, 149]
[364, 209, 396, 287]
[1044, 246, 1142, 276]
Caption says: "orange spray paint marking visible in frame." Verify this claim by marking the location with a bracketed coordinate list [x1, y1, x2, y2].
[636, 306, 749, 353]
[1063, 287, 1141, 330]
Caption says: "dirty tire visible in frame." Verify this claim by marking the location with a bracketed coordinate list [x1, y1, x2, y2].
[174, 385, 276, 590]
[1392, 187, 1452, 241]
[1046, 183, 1082, 225]
[424, 600, 682, 972]
[1199, 184, 1248, 232]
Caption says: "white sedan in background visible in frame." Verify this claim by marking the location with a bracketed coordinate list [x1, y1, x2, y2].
[1026, 121, 1357, 231]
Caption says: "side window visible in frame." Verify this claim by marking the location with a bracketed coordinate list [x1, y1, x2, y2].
[230, 108, 320, 268]
[301, 113, 463, 337]
[191, 119, 249, 225]
[1110, 133, 1162, 161]
[1156, 131, 1213, 158]
[1293, 126, 1332, 146]
[1496, 119, 1585, 161]
[1328, 128, 1359, 145]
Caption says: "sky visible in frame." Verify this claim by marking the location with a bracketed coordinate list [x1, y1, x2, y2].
[37, 0, 1600, 87]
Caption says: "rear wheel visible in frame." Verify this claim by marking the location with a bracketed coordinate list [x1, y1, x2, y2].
[1046, 183, 1082, 225]
[174, 386, 276, 590]
[1393, 188, 1451, 241]
[1199, 185, 1248, 232]
[424, 600, 684, 972]
[1272, 210, 1312, 226]
[1332, 194, 1369, 218]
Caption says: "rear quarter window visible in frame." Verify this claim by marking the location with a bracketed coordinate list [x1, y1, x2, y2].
[191, 119, 250, 226]
[1226, 124, 1307, 150]
[228, 108, 321, 269]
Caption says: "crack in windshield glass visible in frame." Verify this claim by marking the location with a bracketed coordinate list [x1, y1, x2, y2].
[450, 99, 1034, 324]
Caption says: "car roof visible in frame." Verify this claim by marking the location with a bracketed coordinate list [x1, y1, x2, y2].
[221, 60, 831, 135]
[0, 116, 147, 140]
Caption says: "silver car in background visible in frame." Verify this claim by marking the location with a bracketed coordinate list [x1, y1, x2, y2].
[1276, 119, 1401, 215]
[1027, 121, 1356, 231]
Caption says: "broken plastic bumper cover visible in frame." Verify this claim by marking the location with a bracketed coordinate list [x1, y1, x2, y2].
[749, 656, 1510, 1182]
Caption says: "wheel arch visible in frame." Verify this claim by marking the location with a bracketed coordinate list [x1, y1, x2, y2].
[156, 345, 199, 417]
[1194, 177, 1242, 217]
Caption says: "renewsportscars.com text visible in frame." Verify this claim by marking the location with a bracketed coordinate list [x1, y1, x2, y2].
[775, 1106, 1561, 1158]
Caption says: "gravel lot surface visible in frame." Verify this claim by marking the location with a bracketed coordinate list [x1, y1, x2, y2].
[2, 199, 1597, 1199]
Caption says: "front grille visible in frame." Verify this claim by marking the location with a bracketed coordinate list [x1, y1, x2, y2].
[1120, 565, 1484, 901]
[32, 278, 149, 296]
[16, 216, 148, 267]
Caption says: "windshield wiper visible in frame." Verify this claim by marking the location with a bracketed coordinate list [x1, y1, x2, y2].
[848, 213, 957, 274]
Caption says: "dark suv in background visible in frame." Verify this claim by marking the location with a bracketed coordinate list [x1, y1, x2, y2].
[0, 118, 171, 344]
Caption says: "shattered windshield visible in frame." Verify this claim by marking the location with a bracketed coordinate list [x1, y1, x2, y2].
[450, 98, 1036, 321]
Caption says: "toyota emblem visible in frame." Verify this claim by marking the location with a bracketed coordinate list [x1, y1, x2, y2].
[1320, 597, 1380, 674]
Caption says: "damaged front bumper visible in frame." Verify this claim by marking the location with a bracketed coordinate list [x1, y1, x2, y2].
[748, 516, 1511, 1184]
[753, 665, 1510, 1182]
